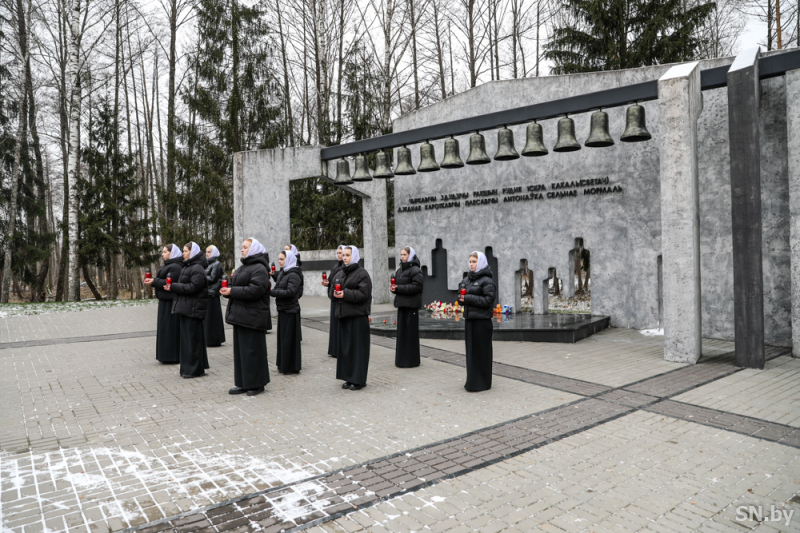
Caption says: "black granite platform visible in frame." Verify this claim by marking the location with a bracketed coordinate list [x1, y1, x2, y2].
[369, 312, 610, 343]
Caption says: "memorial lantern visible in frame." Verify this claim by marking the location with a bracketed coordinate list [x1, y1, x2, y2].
[493, 127, 520, 161]
[221, 274, 228, 288]
[417, 141, 440, 172]
[521, 121, 548, 157]
[584, 110, 615, 147]
[553, 116, 581, 152]
[373, 151, 394, 178]
[394, 146, 416, 175]
[466, 132, 491, 165]
[145, 268, 151, 280]
[620, 104, 652, 142]
[440, 137, 464, 169]
[166, 273, 172, 287]
[352, 154, 373, 181]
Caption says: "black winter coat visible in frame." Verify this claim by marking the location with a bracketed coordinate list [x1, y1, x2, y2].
[224, 253, 272, 331]
[327, 261, 344, 300]
[152, 257, 184, 301]
[335, 262, 372, 319]
[272, 268, 302, 313]
[170, 253, 209, 319]
[460, 266, 496, 320]
[393, 257, 423, 309]
[206, 259, 223, 296]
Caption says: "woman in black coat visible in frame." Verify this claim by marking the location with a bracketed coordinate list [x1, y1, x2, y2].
[272, 249, 303, 374]
[166, 242, 209, 378]
[323, 245, 345, 357]
[284, 244, 303, 341]
[457, 251, 496, 392]
[203, 245, 226, 347]
[220, 238, 271, 396]
[391, 246, 423, 368]
[144, 244, 183, 364]
[334, 246, 372, 391]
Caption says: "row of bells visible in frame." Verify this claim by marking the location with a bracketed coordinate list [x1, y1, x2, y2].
[334, 104, 651, 184]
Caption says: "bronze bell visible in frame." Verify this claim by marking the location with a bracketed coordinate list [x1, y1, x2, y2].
[620, 104, 652, 142]
[466, 132, 491, 165]
[521, 122, 548, 157]
[373, 151, 394, 178]
[394, 146, 416, 175]
[553, 116, 581, 152]
[584, 110, 615, 148]
[494, 127, 520, 161]
[333, 158, 353, 185]
[440, 137, 464, 169]
[418, 141, 440, 172]
[352, 154, 372, 181]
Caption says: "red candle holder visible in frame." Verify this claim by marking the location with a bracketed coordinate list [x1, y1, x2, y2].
[221, 274, 228, 288]
[166, 274, 172, 287]
[322, 271, 327, 282]
[145, 268, 151, 280]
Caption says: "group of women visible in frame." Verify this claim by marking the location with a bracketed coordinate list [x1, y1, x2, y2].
[146, 238, 497, 395]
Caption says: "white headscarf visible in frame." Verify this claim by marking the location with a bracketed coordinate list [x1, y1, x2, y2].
[470, 251, 489, 271]
[288, 244, 298, 255]
[283, 249, 298, 271]
[169, 244, 182, 260]
[404, 247, 416, 262]
[247, 238, 266, 257]
[189, 242, 202, 259]
[207, 245, 220, 260]
[346, 245, 361, 266]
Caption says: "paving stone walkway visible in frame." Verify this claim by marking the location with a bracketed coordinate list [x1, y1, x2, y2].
[1, 300, 798, 533]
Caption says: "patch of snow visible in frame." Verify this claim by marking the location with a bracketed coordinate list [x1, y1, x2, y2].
[0, 299, 156, 318]
[639, 328, 665, 336]
[1, 445, 319, 530]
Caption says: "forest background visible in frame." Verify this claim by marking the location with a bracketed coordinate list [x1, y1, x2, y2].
[0, 0, 795, 301]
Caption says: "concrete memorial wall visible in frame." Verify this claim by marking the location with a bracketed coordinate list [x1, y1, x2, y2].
[392, 55, 794, 347]
[234, 52, 800, 353]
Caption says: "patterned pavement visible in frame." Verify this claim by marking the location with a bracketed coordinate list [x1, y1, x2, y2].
[1, 299, 798, 532]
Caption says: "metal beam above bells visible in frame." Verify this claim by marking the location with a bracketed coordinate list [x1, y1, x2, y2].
[320, 48, 800, 162]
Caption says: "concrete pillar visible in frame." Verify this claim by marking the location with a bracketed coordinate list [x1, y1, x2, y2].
[360, 180, 390, 305]
[728, 48, 765, 369]
[658, 61, 703, 363]
[788, 68, 800, 357]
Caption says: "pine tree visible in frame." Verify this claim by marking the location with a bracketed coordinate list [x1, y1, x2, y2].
[545, 0, 715, 74]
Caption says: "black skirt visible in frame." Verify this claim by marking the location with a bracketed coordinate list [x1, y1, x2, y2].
[156, 299, 180, 364]
[336, 315, 370, 386]
[266, 307, 272, 332]
[233, 325, 270, 389]
[465, 318, 493, 391]
[395, 307, 420, 368]
[179, 315, 208, 377]
[276, 311, 302, 373]
[327, 299, 340, 357]
[204, 294, 226, 347]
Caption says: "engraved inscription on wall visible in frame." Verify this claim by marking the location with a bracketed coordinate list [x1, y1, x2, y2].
[396, 177, 623, 214]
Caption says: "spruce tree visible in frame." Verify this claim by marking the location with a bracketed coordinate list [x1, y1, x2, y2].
[172, 0, 284, 267]
[80, 99, 152, 298]
[545, 0, 715, 74]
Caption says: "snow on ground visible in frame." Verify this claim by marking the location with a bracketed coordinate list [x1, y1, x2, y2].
[0, 299, 156, 318]
[0, 444, 324, 530]
[639, 328, 665, 336]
